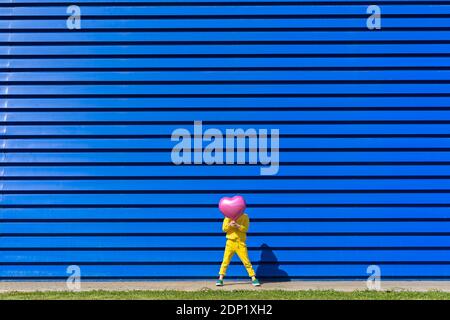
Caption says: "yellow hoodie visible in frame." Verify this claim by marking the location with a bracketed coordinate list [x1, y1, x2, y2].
[222, 214, 249, 242]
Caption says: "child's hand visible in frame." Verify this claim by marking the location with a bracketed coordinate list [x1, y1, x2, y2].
[229, 221, 240, 228]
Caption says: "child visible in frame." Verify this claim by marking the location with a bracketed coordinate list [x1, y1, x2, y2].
[216, 213, 261, 287]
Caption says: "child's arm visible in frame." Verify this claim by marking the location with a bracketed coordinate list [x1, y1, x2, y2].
[222, 218, 231, 232]
[237, 215, 249, 233]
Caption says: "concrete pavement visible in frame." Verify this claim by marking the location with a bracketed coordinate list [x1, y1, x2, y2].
[1, 281, 450, 292]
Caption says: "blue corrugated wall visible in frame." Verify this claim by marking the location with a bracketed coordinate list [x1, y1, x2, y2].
[1, 0, 450, 280]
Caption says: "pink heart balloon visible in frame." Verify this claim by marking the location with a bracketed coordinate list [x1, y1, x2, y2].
[218, 195, 246, 221]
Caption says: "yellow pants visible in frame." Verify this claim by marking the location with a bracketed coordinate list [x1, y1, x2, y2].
[219, 239, 256, 277]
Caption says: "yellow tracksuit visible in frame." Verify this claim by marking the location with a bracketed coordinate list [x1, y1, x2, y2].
[218, 214, 256, 277]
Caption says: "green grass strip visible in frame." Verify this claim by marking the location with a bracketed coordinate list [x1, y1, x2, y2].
[1, 289, 450, 300]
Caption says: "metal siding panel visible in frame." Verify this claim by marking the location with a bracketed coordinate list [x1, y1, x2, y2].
[2, 0, 450, 280]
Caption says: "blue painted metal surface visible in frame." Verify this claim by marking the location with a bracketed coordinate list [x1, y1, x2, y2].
[2, 0, 450, 280]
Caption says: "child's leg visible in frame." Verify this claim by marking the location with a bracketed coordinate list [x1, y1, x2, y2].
[235, 242, 256, 278]
[219, 240, 236, 277]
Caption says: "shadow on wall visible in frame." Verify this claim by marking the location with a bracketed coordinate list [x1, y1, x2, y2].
[255, 243, 291, 282]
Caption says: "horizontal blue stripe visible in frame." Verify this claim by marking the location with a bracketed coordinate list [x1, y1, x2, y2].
[2, 207, 450, 219]
[4, 166, 450, 177]
[0, 112, 450, 123]
[5, 111, 450, 121]
[5, 18, 450, 29]
[5, 124, 450, 134]
[1, 250, 450, 263]
[5, 44, 450, 55]
[8, 31, 450, 42]
[5, 84, 450, 95]
[6, 98, 450, 109]
[5, 151, 450, 162]
[6, 0, 449, 4]
[0, 235, 449, 248]
[6, 138, 450, 149]
[8, 57, 450, 68]
[4, 179, 450, 190]
[3, 194, 450, 205]
[1, 221, 450, 233]
[5, 70, 450, 81]
[4, 5, 450, 16]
